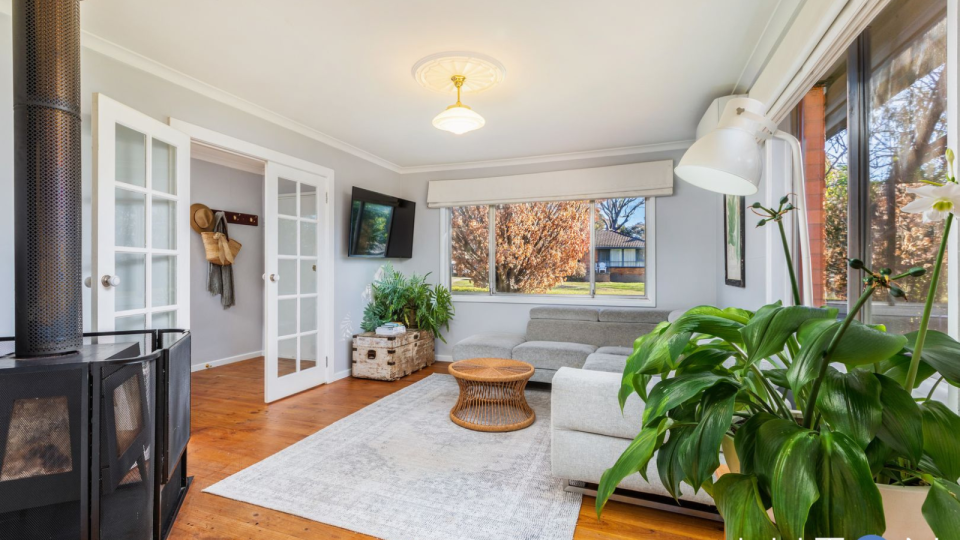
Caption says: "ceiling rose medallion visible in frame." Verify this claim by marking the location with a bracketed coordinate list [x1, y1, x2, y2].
[412, 51, 506, 135]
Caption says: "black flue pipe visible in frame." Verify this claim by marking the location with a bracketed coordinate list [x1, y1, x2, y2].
[13, 0, 83, 356]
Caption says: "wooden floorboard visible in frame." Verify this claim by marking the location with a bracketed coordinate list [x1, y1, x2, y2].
[170, 358, 724, 540]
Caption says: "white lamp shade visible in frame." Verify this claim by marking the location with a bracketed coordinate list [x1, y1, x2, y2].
[433, 105, 485, 135]
[675, 127, 763, 196]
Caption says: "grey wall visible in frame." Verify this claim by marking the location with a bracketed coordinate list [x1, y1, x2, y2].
[0, 15, 403, 377]
[189, 159, 265, 367]
[398, 149, 719, 357]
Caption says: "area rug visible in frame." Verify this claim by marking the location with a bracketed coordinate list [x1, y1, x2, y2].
[204, 374, 582, 540]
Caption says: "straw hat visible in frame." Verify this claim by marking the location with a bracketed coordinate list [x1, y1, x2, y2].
[191, 203, 214, 233]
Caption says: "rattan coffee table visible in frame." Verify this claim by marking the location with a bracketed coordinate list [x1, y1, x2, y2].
[448, 358, 536, 432]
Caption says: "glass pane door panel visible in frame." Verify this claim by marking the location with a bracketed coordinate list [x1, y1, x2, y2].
[301, 185, 317, 219]
[152, 255, 176, 308]
[279, 219, 297, 256]
[115, 314, 145, 332]
[116, 189, 146, 248]
[151, 139, 176, 195]
[300, 260, 317, 294]
[278, 337, 297, 377]
[300, 297, 317, 332]
[278, 179, 297, 217]
[152, 199, 176, 250]
[116, 253, 146, 311]
[278, 298, 297, 337]
[300, 333, 317, 370]
[151, 310, 176, 329]
[278, 259, 297, 296]
[115, 125, 146, 187]
[300, 222, 317, 256]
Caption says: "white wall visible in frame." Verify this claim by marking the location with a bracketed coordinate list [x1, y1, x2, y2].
[189, 159, 264, 367]
[398, 149, 719, 356]
[0, 16, 403, 377]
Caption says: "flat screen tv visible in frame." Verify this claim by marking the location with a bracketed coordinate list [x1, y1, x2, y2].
[348, 187, 416, 258]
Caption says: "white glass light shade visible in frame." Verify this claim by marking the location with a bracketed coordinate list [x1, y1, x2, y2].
[432, 104, 485, 135]
[675, 126, 763, 196]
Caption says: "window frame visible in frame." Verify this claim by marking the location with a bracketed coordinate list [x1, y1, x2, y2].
[439, 197, 657, 307]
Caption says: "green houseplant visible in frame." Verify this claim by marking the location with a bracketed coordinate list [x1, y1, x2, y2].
[360, 264, 455, 342]
[596, 150, 960, 540]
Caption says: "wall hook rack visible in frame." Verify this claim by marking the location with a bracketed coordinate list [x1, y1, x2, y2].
[211, 210, 259, 226]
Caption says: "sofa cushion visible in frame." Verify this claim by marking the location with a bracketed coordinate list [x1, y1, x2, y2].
[452, 333, 526, 361]
[512, 341, 596, 371]
[529, 306, 598, 322]
[599, 308, 670, 324]
[582, 353, 628, 374]
[596, 346, 633, 356]
[526, 319, 658, 348]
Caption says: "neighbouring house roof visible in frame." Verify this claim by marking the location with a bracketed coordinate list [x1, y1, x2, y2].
[596, 229, 644, 249]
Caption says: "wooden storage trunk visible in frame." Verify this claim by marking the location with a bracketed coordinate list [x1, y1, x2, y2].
[351, 330, 435, 381]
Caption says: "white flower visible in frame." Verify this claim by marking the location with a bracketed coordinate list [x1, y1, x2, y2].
[901, 183, 960, 222]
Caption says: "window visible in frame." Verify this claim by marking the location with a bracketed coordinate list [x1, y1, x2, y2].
[796, 0, 948, 397]
[448, 197, 652, 301]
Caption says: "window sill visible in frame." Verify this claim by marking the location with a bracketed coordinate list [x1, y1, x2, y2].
[451, 294, 656, 307]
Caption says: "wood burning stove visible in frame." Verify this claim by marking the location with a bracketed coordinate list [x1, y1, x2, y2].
[3, 0, 192, 538]
[0, 330, 192, 540]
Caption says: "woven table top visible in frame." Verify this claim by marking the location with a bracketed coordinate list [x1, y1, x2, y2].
[448, 358, 535, 383]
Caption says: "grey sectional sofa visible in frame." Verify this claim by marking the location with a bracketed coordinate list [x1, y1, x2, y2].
[453, 306, 719, 518]
[452, 306, 667, 383]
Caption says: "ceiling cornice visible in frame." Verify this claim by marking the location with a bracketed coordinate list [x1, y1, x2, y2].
[0, 1, 694, 175]
[397, 140, 694, 175]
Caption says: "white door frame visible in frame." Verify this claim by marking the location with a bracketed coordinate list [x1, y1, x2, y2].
[169, 118, 336, 393]
[92, 93, 192, 333]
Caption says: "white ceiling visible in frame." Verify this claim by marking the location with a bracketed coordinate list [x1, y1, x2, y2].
[78, 0, 800, 171]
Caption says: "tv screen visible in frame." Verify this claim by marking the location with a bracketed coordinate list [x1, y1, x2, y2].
[348, 187, 415, 258]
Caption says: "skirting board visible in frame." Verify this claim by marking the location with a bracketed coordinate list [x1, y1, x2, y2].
[192, 350, 263, 372]
[435, 354, 452, 362]
[333, 369, 352, 382]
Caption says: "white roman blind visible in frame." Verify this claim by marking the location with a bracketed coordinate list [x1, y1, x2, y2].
[426, 160, 673, 208]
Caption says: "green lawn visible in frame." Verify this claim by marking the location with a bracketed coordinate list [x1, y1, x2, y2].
[451, 277, 645, 296]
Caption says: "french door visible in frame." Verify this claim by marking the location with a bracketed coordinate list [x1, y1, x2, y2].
[92, 94, 191, 335]
[264, 162, 331, 402]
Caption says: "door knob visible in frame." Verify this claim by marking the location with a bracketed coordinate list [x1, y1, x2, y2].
[84, 276, 92, 288]
[267, 273, 279, 282]
[101, 275, 121, 288]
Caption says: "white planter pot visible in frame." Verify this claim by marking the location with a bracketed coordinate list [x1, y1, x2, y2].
[877, 483, 933, 540]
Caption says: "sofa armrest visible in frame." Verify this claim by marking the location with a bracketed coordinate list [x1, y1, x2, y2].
[551, 367, 644, 441]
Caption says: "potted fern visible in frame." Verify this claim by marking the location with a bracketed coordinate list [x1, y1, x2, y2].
[597, 150, 960, 540]
[360, 264, 455, 342]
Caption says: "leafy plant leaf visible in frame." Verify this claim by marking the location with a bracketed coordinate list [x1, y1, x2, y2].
[830, 321, 907, 367]
[671, 309, 747, 344]
[642, 372, 736, 428]
[921, 401, 960, 482]
[740, 304, 836, 365]
[876, 352, 936, 389]
[874, 373, 923, 463]
[922, 478, 960, 540]
[808, 429, 885, 538]
[678, 383, 738, 491]
[788, 319, 837, 392]
[657, 425, 693, 501]
[712, 473, 780, 540]
[816, 368, 882, 449]
[733, 412, 778, 475]
[770, 430, 821, 540]
[596, 419, 668, 517]
[905, 330, 960, 387]
[675, 347, 734, 374]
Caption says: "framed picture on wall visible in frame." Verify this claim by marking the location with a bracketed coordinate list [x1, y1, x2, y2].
[723, 194, 745, 288]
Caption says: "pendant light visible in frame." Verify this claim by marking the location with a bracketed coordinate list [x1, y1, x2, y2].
[432, 75, 486, 135]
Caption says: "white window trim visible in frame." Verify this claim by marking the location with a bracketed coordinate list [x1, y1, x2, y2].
[439, 199, 657, 307]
